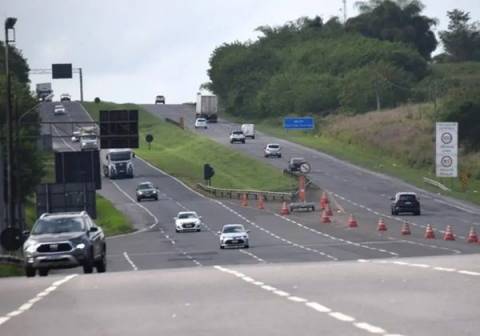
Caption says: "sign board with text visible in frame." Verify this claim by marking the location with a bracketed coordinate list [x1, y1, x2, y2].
[436, 122, 458, 178]
[283, 117, 315, 130]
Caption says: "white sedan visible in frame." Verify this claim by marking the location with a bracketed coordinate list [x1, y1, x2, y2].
[194, 118, 208, 129]
[218, 224, 250, 249]
[174, 211, 202, 232]
[54, 104, 66, 115]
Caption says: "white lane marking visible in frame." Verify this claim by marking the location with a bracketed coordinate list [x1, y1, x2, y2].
[355, 322, 386, 334]
[215, 265, 399, 335]
[288, 296, 307, 303]
[239, 249, 266, 263]
[360, 259, 479, 277]
[0, 274, 77, 327]
[388, 238, 461, 255]
[52, 125, 76, 151]
[123, 252, 138, 271]
[330, 312, 356, 322]
[219, 200, 338, 261]
[277, 214, 398, 257]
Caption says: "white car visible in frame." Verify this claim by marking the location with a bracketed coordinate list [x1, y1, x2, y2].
[174, 211, 202, 232]
[218, 224, 249, 249]
[264, 143, 282, 158]
[80, 134, 99, 151]
[53, 105, 66, 115]
[195, 118, 208, 129]
[229, 130, 245, 144]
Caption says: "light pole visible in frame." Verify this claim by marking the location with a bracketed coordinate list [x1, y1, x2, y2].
[4, 17, 17, 229]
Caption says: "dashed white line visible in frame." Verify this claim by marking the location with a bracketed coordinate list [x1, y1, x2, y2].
[360, 259, 479, 277]
[0, 274, 77, 327]
[215, 265, 401, 335]
[123, 252, 138, 271]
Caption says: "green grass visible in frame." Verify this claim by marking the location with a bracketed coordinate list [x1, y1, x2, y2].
[0, 264, 24, 277]
[95, 194, 133, 236]
[237, 114, 480, 205]
[82, 102, 296, 192]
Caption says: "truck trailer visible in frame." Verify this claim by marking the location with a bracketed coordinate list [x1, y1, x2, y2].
[196, 94, 218, 123]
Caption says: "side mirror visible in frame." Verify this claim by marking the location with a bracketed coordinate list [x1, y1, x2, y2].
[173, 217, 177, 220]
[132, 152, 136, 158]
[198, 216, 202, 219]
[23, 230, 30, 237]
[246, 230, 251, 233]
[217, 231, 221, 235]
[389, 197, 395, 201]
[89, 227, 99, 233]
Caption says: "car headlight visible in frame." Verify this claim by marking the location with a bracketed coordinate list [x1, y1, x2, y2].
[24, 243, 37, 253]
[76, 243, 86, 250]
[138, 191, 143, 195]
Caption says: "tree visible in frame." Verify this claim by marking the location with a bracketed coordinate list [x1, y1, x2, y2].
[347, 0, 437, 59]
[439, 9, 480, 62]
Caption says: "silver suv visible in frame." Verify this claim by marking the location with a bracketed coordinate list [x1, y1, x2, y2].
[23, 211, 106, 277]
[229, 130, 246, 144]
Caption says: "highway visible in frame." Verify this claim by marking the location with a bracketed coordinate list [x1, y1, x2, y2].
[1, 101, 479, 335]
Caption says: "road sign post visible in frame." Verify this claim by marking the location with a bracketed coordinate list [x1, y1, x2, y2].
[436, 122, 458, 178]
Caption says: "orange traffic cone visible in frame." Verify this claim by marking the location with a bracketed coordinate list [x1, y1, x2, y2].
[241, 193, 248, 207]
[443, 225, 455, 241]
[320, 192, 329, 210]
[257, 194, 265, 210]
[324, 204, 333, 217]
[321, 210, 331, 224]
[280, 201, 290, 215]
[347, 214, 358, 228]
[377, 217, 387, 232]
[424, 224, 435, 239]
[467, 227, 478, 243]
[401, 222, 411, 235]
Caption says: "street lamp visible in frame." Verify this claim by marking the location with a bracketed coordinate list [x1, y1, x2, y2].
[4, 17, 17, 229]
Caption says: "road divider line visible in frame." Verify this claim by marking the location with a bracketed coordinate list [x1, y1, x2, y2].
[214, 265, 402, 335]
[0, 274, 77, 327]
[123, 252, 138, 271]
[359, 259, 480, 277]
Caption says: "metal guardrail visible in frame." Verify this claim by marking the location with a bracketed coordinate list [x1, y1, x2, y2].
[423, 177, 451, 192]
[197, 184, 296, 202]
[0, 254, 23, 265]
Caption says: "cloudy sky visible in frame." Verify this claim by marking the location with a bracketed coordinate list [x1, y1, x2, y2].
[3, 0, 480, 103]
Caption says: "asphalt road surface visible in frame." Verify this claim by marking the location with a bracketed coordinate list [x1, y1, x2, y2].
[2, 102, 478, 335]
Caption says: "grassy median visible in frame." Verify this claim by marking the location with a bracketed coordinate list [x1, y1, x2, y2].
[0, 264, 24, 277]
[83, 102, 296, 192]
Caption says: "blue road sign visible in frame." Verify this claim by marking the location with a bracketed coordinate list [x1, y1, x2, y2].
[283, 117, 315, 130]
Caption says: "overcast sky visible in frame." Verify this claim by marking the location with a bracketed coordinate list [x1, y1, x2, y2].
[3, 0, 480, 103]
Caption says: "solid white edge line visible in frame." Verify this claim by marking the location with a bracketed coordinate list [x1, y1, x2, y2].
[123, 251, 139, 271]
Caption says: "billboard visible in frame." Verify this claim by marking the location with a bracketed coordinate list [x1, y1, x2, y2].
[55, 150, 101, 189]
[52, 63, 73, 79]
[436, 122, 458, 178]
[100, 110, 139, 148]
[283, 117, 315, 130]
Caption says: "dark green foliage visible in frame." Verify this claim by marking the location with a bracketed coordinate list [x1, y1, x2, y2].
[207, 15, 427, 117]
[439, 9, 480, 62]
[347, 0, 437, 59]
[94, 97, 101, 103]
[441, 86, 480, 151]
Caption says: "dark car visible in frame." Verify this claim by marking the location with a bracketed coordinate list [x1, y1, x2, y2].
[136, 181, 159, 202]
[23, 211, 106, 277]
[155, 95, 165, 104]
[391, 192, 421, 215]
[287, 157, 311, 173]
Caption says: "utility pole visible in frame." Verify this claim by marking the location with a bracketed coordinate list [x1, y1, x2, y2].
[79, 67, 84, 102]
[343, 0, 348, 23]
[374, 79, 381, 111]
[4, 17, 17, 229]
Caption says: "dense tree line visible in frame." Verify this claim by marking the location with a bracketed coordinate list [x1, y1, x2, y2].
[207, 1, 436, 117]
[0, 42, 44, 202]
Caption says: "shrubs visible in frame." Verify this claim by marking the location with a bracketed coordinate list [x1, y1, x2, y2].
[94, 97, 101, 104]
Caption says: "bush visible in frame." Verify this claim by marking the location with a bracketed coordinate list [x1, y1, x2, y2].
[94, 97, 101, 104]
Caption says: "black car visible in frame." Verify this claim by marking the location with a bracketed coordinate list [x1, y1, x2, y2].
[23, 211, 106, 277]
[391, 192, 421, 215]
[136, 181, 159, 202]
[287, 157, 311, 173]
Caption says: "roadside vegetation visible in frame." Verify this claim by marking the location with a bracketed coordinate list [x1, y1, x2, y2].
[0, 264, 24, 277]
[206, 0, 480, 205]
[83, 102, 296, 192]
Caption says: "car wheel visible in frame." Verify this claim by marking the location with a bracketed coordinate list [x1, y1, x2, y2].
[175, 228, 180, 233]
[196, 228, 201, 232]
[154, 196, 158, 201]
[278, 154, 282, 158]
[95, 251, 107, 273]
[83, 251, 94, 274]
[415, 210, 421, 216]
[220, 246, 224, 249]
[244, 244, 249, 249]
[38, 268, 49, 277]
[230, 141, 233, 144]
[137, 197, 141, 202]
[242, 140, 245, 144]
[391, 210, 397, 216]
[25, 266, 36, 277]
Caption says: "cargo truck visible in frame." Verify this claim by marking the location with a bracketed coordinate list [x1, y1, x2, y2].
[196, 93, 218, 123]
[102, 149, 135, 179]
[36, 83, 53, 101]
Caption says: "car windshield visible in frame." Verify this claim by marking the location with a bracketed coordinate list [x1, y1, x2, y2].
[138, 183, 154, 190]
[223, 225, 245, 233]
[31, 217, 85, 235]
[81, 134, 96, 140]
[399, 195, 417, 201]
[197, 119, 206, 122]
[268, 144, 280, 149]
[55, 106, 64, 110]
[110, 152, 131, 161]
[232, 131, 243, 135]
[178, 213, 197, 219]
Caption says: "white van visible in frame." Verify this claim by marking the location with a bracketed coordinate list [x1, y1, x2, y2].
[241, 124, 255, 139]
[102, 149, 134, 179]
